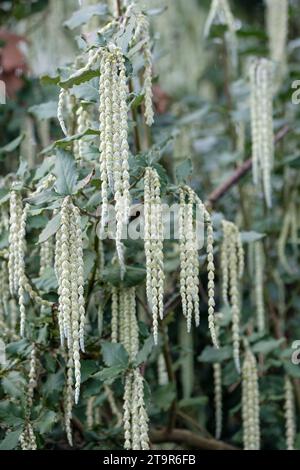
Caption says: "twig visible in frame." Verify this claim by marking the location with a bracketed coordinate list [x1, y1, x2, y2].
[150, 428, 238, 450]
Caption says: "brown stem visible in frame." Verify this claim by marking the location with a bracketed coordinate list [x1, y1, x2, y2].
[116, 0, 122, 17]
[150, 428, 238, 450]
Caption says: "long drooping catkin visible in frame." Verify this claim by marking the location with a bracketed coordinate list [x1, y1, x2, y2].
[144, 167, 165, 344]
[99, 47, 130, 276]
[249, 58, 274, 208]
[55, 198, 86, 409]
[221, 220, 244, 372]
[242, 349, 260, 450]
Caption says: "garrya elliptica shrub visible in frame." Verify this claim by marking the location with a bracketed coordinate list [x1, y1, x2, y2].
[0, 0, 299, 452]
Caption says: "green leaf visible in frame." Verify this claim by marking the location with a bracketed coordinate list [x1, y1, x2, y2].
[40, 74, 60, 86]
[252, 338, 284, 355]
[81, 360, 99, 383]
[2, 372, 26, 398]
[93, 366, 124, 384]
[134, 336, 154, 367]
[72, 80, 99, 102]
[175, 158, 193, 183]
[38, 214, 61, 243]
[102, 265, 146, 287]
[152, 384, 176, 411]
[283, 362, 300, 378]
[0, 430, 22, 450]
[0, 134, 24, 155]
[34, 410, 57, 434]
[54, 149, 78, 195]
[198, 345, 232, 363]
[60, 69, 100, 89]
[29, 101, 58, 120]
[64, 4, 108, 30]
[101, 342, 129, 368]
[179, 396, 208, 408]
[240, 231, 266, 243]
[44, 128, 99, 153]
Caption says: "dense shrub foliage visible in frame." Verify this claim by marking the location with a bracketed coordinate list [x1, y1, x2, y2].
[0, 0, 299, 451]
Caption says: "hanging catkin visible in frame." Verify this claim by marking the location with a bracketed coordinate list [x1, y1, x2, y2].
[242, 349, 260, 450]
[99, 47, 130, 275]
[55, 197, 85, 405]
[144, 167, 165, 344]
[254, 241, 265, 333]
[39, 238, 54, 277]
[128, 2, 154, 126]
[284, 376, 296, 451]
[213, 315, 222, 439]
[19, 345, 38, 450]
[221, 220, 244, 372]
[266, 0, 288, 67]
[116, 287, 150, 450]
[178, 186, 218, 347]
[204, 0, 237, 68]
[8, 189, 29, 337]
[249, 58, 274, 208]
[74, 104, 91, 162]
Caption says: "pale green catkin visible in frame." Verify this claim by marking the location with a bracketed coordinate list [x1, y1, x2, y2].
[221, 220, 244, 372]
[19, 345, 38, 450]
[99, 47, 130, 275]
[213, 316, 222, 439]
[128, 2, 154, 126]
[178, 186, 218, 347]
[249, 58, 274, 208]
[242, 349, 260, 450]
[8, 189, 29, 336]
[144, 167, 165, 344]
[55, 197, 86, 405]
[204, 0, 237, 68]
[118, 287, 150, 450]
[254, 241, 265, 333]
[284, 376, 296, 451]
[266, 0, 288, 70]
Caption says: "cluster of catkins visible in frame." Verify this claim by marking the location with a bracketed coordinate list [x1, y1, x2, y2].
[249, 58, 274, 208]
[110, 286, 150, 450]
[178, 186, 217, 347]
[113, 287, 149, 449]
[19, 345, 38, 450]
[98, 46, 130, 275]
[242, 349, 260, 450]
[54, 196, 85, 410]
[221, 220, 244, 372]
